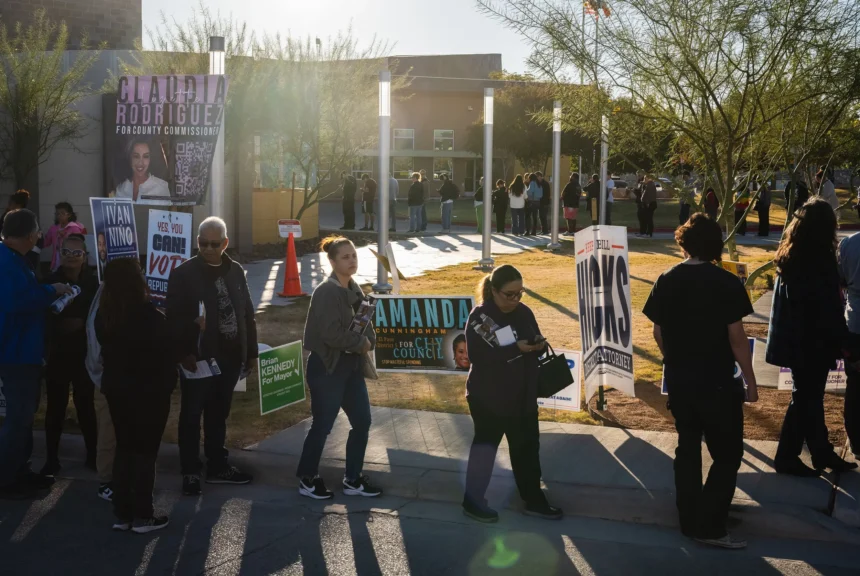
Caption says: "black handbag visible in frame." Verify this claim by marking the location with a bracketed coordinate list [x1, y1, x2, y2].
[537, 344, 574, 398]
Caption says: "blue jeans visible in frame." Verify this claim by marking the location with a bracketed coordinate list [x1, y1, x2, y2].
[441, 202, 454, 230]
[409, 206, 422, 231]
[420, 205, 428, 231]
[511, 208, 525, 234]
[296, 353, 371, 481]
[0, 364, 42, 487]
[389, 201, 397, 230]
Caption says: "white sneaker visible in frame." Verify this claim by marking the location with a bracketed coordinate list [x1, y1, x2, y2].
[132, 516, 170, 534]
[299, 477, 334, 500]
[343, 475, 382, 497]
[112, 520, 131, 532]
[694, 533, 747, 549]
[98, 483, 113, 502]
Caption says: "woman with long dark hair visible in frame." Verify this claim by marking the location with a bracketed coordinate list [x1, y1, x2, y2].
[97, 258, 176, 532]
[113, 138, 170, 202]
[462, 264, 562, 523]
[508, 175, 526, 236]
[766, 198, 857, 476]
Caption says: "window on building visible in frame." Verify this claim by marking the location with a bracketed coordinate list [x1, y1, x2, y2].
[394, 129, 414, 151]
[392, 157, 414, 179]
[434, 129, 454, 152]
[433, 158, 454, 181]
[352, 157, 374, 179]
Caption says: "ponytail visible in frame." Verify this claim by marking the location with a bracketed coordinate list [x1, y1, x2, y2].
[479, 275, 493, 304]
[476, 264, 523, 304]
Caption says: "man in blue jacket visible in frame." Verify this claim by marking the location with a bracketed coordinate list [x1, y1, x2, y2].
[0, 209, 72, 499]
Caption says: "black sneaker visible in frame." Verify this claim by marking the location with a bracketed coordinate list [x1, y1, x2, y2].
[182, 475, 202, 496]
[40, 460, 61, 478]
[524, 498, 563, 520]
[299, 477, 334, 500]
[98, 483, 114, 502]
[132, 516, 170, 534]
[343, 475, 382, 497]
[462, 499, 499, 523]
[206, 465, 253, 485]
[775, 458, 820, 477]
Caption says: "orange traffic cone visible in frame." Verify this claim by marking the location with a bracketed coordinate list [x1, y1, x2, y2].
[278, 233, 306, 297]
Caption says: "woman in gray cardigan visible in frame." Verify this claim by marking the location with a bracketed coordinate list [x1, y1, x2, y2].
[297, 236, 381, 500]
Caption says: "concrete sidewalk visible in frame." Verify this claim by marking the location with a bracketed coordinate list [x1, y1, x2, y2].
[243, 407, 860, 544]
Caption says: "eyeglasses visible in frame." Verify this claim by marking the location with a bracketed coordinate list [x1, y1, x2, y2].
[499, 289, 525, 300]
[61, 248, 85, 257]
[198, 240, 223, 249]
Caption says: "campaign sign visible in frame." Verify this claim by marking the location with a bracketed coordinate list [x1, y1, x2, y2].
[537, 350, 583, 412]
[574, 225, 635, 403]
[90, 198, 139, 283]
[147, 210, 192, 304]
[778, 361, 846, 391]
[258, 341, 306, 415]
[373, 295, 475, 374]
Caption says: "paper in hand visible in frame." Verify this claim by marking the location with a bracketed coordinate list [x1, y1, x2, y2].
[495, 325, 516, 346]
[349, 296, 377, 335]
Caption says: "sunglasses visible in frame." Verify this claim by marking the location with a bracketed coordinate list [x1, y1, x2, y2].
[198, 240, 223, 249]
[499, 289, 525, 300]
[61, 248, 85, 257]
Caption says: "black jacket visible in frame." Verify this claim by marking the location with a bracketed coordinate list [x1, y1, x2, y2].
[166, 253, 258, 365]
[342, 176, 357, 202]
[474, 186, 484, 203]
[363, 178, 377, 203]
[492, 187, 508, 211]
[46, 267, 99, 359]
[539, 180, 551, 206]
[562, 182, 581, 208]
[584, 180, 601, 209]
[439, 181, 460, 203]
[407, 181, 425, 206]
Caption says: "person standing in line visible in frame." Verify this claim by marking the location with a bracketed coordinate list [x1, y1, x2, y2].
[678, 171, 694, 225]
[0, 193, 43, 278]
[537, 172, 552, 234]
[438, 174, 459, 233]
[41, 234, 99, 477]
[642, 174, 658, 238]
[360, 174, 377, 232]
[605, 174, 615, 226]
[419, 169, 431, 232]
[633, 175, 646, 237]
[297, 236, 382, 500]
[0, 210, 73, 499]
[562, 173, 582, 235]
[407, 173, 424, 234]
[474, 177, 485, 234]
[784, 174, 810, 210]
[85, 282, 116, 502]
[767, 198, 857, 476]
[167, 217, 257, 496]
[43, 202, 86, 272]
[584, 174, 600, 223]
[756, 178, 772, 237]
[816, 170, 839, 212]
[492, 179, 509, 234]
[508, 175, 526, 236]
[388, 175, 399, 233]
[838, 232, 860, 459]
[339, 172, 357, 231]
[0, 189, 31, 239]
[462, 265, 562, 523]
[96, 258, 175, 533]
[734, 182, 750, 236]
[525, 174, 543, 236]
[704, 187, 720, 221]
[644, 214, 758, 549]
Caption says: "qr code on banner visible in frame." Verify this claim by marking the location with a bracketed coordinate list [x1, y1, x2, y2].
[174, 141, 215, 199]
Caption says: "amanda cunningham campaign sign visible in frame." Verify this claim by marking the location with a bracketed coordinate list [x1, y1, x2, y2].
[373, 295, 475, 374]
[90, 198, 139, 283]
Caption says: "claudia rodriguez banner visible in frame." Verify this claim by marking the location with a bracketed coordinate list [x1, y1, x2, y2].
[373, 295, 475, 374]
[102, 75, 229, 206]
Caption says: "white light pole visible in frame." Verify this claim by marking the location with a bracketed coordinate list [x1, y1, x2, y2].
[374, 70, 393, 294]
[209, 36, 226, 218]
[599, 115, 609, 225]
[548, 101, 562, 250]
[477, 88, 495, 271]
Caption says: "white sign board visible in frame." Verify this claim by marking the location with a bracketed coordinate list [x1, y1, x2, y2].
[278, 219, 302, 238]
[574, 225, 635, 404]
[146, 210, 192, 304]
[537, 350, 582, 412]
[778, 362, 846, 391]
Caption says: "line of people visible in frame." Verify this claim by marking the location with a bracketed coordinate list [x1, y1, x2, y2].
[0, 211, 258, 535]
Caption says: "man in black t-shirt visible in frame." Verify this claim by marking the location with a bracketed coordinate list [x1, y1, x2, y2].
[643, 213, 757, 550]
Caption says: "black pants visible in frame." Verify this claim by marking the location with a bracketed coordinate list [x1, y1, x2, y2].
[846, 362, 860, 453]
[107, 388, 171, 521]
[539, 203, 549, 234]
[464, 398, 543, 507]
[644, 202, 657, 236]
[777, 362, 835, 467]
[636, 202, 645, 234]
[669, 384, 744, 539]
[526, 201, 540, 234]
[44, 350, 97, 465]
[178, 356, 243, 475]
[566, 218, 577, 233]
[342, 198, 355, 229]
[734, 209, 747, 235]
[605, 202, 612, 225]
[758, 205, 770, 236]
[495, 210, 507, 234]
[679, 203, 691, 225]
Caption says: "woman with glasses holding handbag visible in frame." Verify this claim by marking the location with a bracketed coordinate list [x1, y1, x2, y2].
[462, 264, 563, 523]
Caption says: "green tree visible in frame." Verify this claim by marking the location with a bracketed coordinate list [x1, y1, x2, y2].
[0, 9, 102, 208]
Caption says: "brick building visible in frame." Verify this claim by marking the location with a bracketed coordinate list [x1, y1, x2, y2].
[0, 0, 141, 50]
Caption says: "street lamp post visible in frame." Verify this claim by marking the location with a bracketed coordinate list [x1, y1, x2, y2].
[209, 36, 226, 219]
[599, 115, 609, 226]
[374, 71, 393, 294]
[548, 101, 562, 250]
[477, 88, 495, 271]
